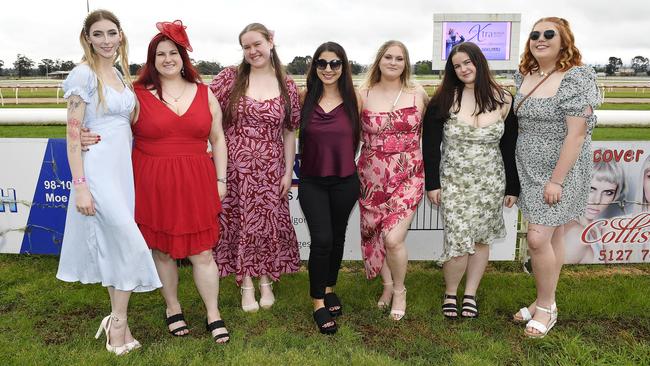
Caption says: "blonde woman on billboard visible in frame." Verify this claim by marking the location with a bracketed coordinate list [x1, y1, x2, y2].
[357, 40, 428, 320]
[56, 9, 162, 355]
[564, 159, 626, 264]
[512, 17, 601, 338]
[422, 42, 519, 319]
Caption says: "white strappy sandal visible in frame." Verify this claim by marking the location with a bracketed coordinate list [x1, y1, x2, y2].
[513, 306, 533, 323]
[524, 303, 557, 338]
[259, 281, 275, 309]
[389, 287, 407, 321]
[240, 286, 260, 312]
[377, 282, 393, 309]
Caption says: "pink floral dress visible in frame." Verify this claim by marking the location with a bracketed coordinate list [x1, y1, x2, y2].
[209, 67, 301, 284]
[358, 104, 424, 279]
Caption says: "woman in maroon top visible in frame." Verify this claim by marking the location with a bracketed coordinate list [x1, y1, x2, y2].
[299, 42, 361, 334]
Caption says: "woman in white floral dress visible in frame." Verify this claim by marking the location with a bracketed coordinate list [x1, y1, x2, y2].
[512, 17, 600, 338]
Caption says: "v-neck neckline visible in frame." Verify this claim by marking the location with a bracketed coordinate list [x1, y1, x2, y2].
[149, 84, 200, 118]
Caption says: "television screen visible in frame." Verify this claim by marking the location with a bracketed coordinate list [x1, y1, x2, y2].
[441, 21, 512, 61]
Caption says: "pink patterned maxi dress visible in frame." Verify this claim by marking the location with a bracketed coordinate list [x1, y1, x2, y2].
[358, 104, 424, 279]
[209, 67, 301, 284]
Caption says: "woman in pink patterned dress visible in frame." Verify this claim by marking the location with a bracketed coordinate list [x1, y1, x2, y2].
[209, 23, 300, 312]
[358, 40, 428, 320]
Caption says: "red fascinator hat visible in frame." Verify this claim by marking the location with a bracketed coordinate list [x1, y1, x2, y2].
[156, 20, 193, 52]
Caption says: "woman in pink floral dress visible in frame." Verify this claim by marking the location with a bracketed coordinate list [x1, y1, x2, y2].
[209, 23, 300, 312]
[359, 40, 428, 320]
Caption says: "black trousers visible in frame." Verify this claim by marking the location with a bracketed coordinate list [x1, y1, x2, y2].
[299, 173, 360, 299]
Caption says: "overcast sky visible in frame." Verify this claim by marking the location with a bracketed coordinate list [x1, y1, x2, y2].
[1, 0, 649, 68]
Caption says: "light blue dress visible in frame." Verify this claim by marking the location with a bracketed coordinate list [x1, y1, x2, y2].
[56, 64, 161, 292]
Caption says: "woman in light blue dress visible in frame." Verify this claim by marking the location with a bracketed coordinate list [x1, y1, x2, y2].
[55, 9, 161, 355]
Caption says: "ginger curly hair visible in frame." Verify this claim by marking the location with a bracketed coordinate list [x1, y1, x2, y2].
[519, 17, 583, 74]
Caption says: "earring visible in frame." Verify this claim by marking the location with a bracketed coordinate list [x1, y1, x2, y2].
[181, 67, 185, 77]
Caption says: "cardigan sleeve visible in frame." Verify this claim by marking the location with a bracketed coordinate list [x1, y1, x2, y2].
[499, 99, 521, 197]
[422, 103, 445, 191]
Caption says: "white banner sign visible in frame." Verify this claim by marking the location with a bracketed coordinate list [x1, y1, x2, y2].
[1, 138, 518, 261]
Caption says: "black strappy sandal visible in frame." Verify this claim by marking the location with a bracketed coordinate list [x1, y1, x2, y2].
[166, 313, 190, 336]
[442, 294, 459, 319]
[313, 307, 337, 335]
[324, 292, 343, 317]
[206, 319, 230, 344]
[461, 295, 479, 319]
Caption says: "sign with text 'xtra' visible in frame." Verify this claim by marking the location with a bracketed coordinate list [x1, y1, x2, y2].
[0, 138, 522, 261]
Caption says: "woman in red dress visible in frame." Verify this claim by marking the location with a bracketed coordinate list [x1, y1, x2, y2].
[209, 23, 300, 312]
[134, 21, 229, 343]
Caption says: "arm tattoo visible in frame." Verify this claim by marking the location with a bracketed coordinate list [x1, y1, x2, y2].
[68, 96, 82, 112]
[67, 118, 82, 139]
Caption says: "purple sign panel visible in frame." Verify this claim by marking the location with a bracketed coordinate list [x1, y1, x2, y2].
[442, 21, 512, 61]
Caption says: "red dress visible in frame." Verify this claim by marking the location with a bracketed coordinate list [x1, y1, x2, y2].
[132, 83, 221, 259]
[209, 67, 301, 284]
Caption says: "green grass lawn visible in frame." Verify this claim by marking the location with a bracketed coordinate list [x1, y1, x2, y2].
[0, 87, 61, 98]
[602, 91, 650, 98]
[1, 256, 648, 365]
[2, 126, 649, 141]
[0, 103, 66, 108]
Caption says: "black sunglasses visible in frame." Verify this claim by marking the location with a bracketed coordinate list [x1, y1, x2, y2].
[315, 59, 343, 70]
[529, 29, 556, 41]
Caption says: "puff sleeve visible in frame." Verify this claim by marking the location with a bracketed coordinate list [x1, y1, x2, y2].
[209, 67, 237, 110]
[62, 64, 96, 104]
[558, 66, 601, 129]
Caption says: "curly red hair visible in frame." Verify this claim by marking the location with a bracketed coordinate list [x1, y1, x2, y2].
[519, 17, 583, 74]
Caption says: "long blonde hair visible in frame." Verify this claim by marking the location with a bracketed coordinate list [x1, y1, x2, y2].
[362, 40, 415, 90]
[78, 9, 131, 107]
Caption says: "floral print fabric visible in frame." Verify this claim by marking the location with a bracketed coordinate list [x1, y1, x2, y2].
[439, 114, 506, 262]
[358, 106, 424, 279]
[209, 67, 301, 284]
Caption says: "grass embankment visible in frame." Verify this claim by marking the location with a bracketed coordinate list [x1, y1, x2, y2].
[2, 126, 649, 141]
[1, 256, 648, 365]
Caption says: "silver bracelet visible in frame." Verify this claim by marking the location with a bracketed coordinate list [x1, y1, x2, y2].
[549, 180, 563, 188]
[217, 177, 227, 183]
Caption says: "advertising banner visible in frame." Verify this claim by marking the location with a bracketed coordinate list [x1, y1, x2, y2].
[441, 21, 512, 61]
[564, 142, 650, 264]
[1, 138, 518, 261]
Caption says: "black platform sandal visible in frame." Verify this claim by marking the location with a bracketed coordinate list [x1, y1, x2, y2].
[461, 295, 479, 319]
[324, 292, 343, 317]
[313, 307, 337, 335]
[166, 313, 190, 336]
[442, 294, 459, 319]
[206, 319, 230, 344]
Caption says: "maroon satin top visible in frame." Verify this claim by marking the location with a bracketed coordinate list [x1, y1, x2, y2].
[300, 104, 356, 177]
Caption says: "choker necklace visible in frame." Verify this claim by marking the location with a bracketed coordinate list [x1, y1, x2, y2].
[164, 83, 187, 103]
[537, 68, 556, 78]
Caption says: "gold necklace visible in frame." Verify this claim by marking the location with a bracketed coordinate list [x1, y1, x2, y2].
[164, 82, 187, 103]
[537, 67, 556, 78]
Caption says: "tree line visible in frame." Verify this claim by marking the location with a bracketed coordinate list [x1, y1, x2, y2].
[1, 53, 649, 78]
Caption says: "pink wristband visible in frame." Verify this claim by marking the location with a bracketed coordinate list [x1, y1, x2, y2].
[72, 177, 86, 185]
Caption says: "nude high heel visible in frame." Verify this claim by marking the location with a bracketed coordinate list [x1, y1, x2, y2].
[95, 314, 130, 356]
